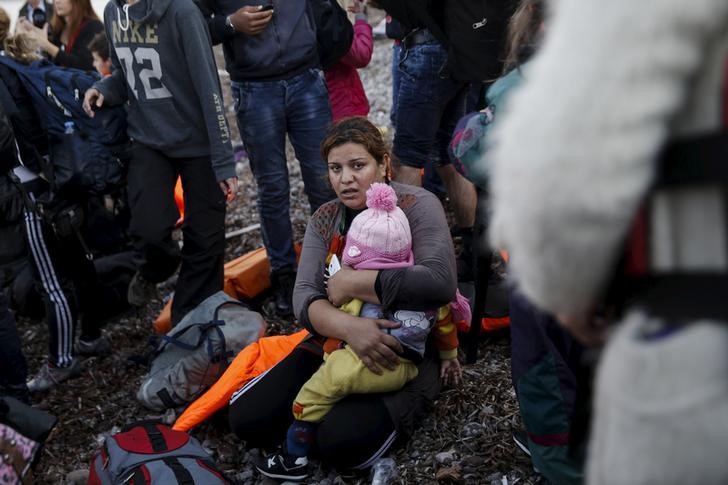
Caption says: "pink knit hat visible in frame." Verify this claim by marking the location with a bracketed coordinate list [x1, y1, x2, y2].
[343, 183, 414, 270]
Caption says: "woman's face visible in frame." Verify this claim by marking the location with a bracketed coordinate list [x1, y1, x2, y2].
[327, 142, 388, 210]
[53, 0, 73, 18]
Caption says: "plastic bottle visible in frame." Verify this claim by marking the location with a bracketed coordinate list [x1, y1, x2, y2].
[370, 457, 397, 485]
[64, 120, 75, 134]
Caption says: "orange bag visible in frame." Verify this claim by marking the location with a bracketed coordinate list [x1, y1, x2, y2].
[173, 329, 309, 432]
[154, 244, 301, 334]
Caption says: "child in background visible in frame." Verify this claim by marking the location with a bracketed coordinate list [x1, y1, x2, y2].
[324, 0, 373, 120]
[257, 183, 469, 481]
[87, 31, 111, 77]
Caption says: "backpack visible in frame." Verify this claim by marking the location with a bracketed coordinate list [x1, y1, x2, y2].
[88, 422, 228, 484]
[441, 0, 514, 81]
[0, 65, 47, 174]
[308, 0, 354, 69]
[137, 291, 266, 411]
[378, 0, 515, 81]
[0, 54, 128, 196]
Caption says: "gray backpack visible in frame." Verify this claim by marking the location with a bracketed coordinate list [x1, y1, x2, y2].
[88, 422, 228, 484]
[137, 291, 265, 410]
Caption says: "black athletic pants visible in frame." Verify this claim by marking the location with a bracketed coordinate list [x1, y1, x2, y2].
[228, 338, 440, 469]
[18, 178, 100, 367]
[127, 143, 226, 325]
[0, 291, 28, 401]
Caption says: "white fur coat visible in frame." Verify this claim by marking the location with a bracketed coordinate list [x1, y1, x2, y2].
[488, 0, 728, 316]
[489, 2, 728, 483]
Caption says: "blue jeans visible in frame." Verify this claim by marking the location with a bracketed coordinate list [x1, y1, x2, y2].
[393, 42, 469, 169]
[232, 69, 335, 272]
[391, 42, 445, 196]
[390, 43, 401, 127]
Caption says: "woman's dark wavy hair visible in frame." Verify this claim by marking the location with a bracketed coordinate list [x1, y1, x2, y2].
[320, 116, 392, 180]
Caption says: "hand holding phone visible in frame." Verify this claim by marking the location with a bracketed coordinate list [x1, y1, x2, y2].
[230, 5, 274, 35]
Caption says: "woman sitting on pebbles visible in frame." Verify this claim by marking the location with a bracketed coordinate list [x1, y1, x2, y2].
[228, 116, 461, 473]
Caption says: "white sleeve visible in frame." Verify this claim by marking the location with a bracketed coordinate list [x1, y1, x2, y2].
[488, 0, 728, 315]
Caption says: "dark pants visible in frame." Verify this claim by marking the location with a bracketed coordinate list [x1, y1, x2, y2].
[510, 290, 585, 485]
[0, 292, 28, 401]
[231, 69, 335, 273]
[228, 339, 438, 469]
[127, 143, 226, 325]
[21, 181, 99, 367]
[393, 42, 469, 170]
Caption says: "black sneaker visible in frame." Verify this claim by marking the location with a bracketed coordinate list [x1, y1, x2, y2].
[256, 451, 308, 481]
[271, 270, 295, 317]
[74, 335, 112, 356]
[127, 272, 158, 307]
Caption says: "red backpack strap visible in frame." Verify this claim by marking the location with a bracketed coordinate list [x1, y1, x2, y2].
[623, 208, 649, 277]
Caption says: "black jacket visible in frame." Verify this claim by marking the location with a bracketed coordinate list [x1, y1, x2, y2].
[0, 104, 15, 171]
[378, 0, 516, 81]
[196, 0, 319, 81]
[0, 104, 31, 277]
[50, 19, 104, 71]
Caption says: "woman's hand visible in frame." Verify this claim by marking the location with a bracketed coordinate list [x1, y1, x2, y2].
[440, 358, 462, 387]
[327, 265, 379, 307]
[346, 317, 403, 375]
[327, 264, 355, 306]
[16, 19, 57, 57]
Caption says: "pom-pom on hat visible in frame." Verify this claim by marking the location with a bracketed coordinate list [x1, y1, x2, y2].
[343, 183, 414, 270]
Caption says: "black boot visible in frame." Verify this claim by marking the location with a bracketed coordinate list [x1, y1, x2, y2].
[454, 226, 474, 282]
[271, 269, 296, 317]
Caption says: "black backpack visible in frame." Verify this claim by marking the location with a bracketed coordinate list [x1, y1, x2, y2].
[441, 0, 515, 81]
[308, 0, 354, 69]
[0, 54, 128, 196]
[378, 0, 516, 82]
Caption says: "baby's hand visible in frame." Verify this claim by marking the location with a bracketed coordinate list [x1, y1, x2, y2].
[440, 358, 462, 387]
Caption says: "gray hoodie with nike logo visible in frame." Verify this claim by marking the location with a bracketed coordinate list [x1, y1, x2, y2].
[94, 0, 235, 182]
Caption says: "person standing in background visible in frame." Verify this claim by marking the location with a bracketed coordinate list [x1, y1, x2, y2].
[196, 0, 335, 318]
[1, 11, 113, 392]
[325, 0, 373, 121]
[18, 0, 103, 71]
[17, 0, 54, 27]
[84, 0, 237, 326]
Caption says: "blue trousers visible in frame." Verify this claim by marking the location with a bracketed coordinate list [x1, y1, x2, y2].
[393, 42, 469, 170]
[232, 69, 335, 273]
